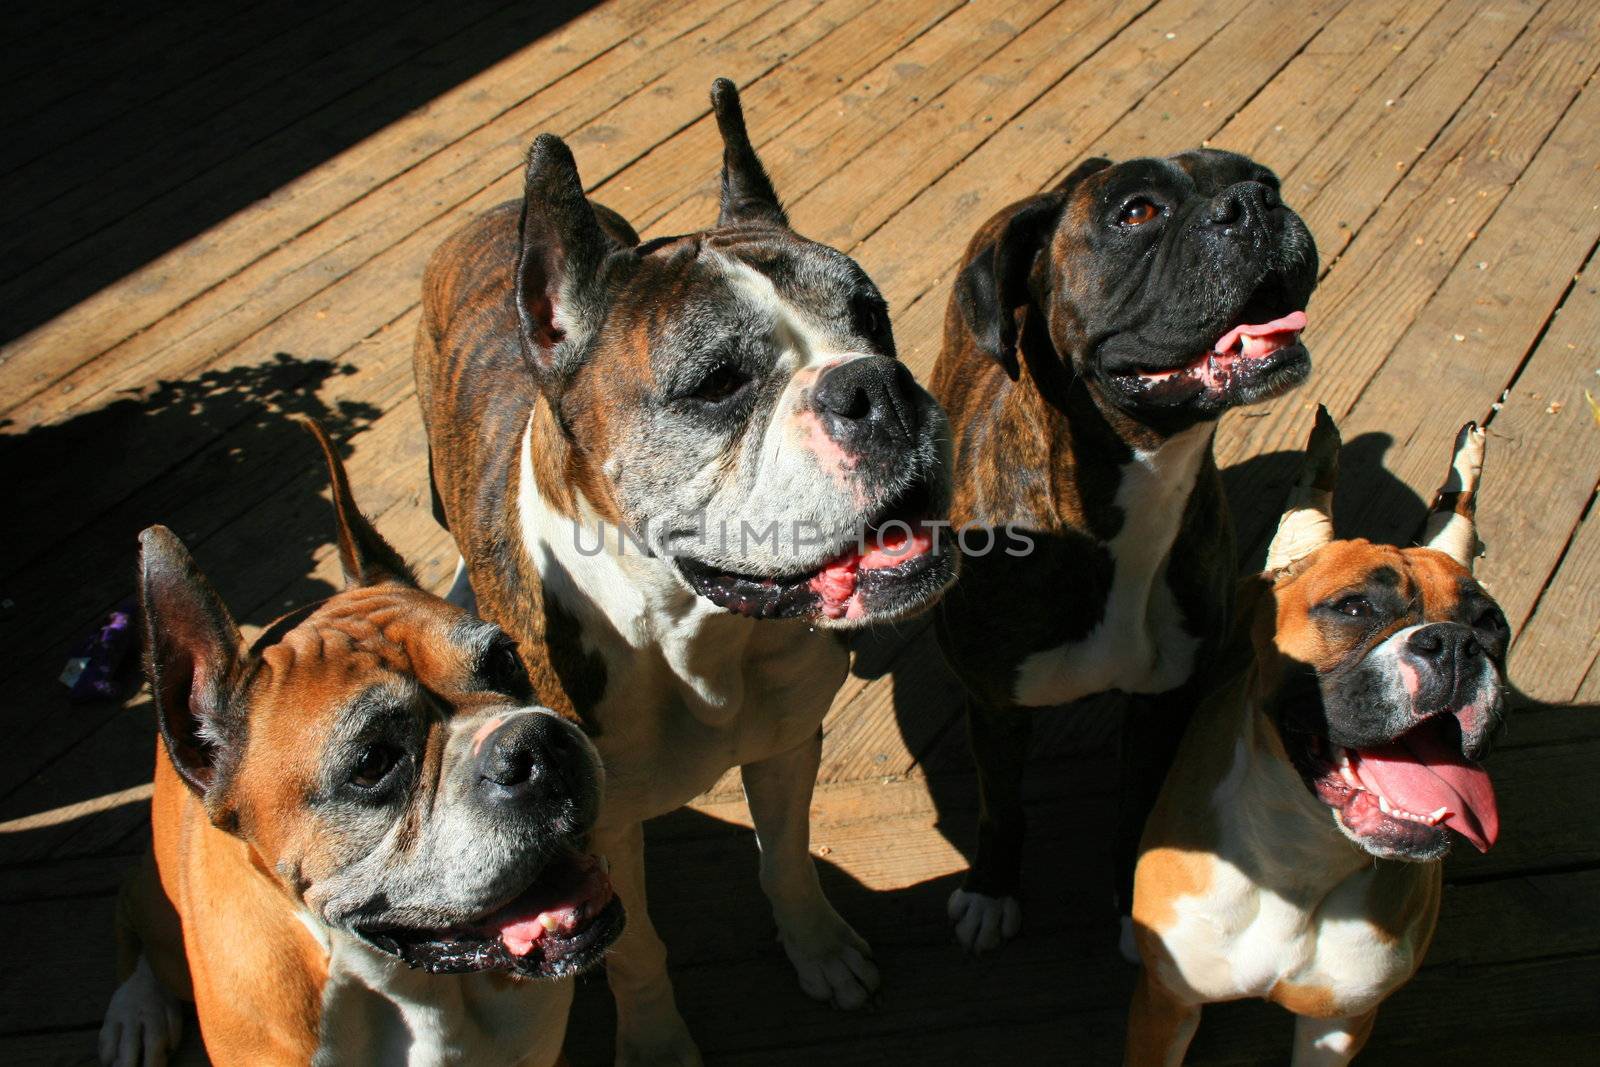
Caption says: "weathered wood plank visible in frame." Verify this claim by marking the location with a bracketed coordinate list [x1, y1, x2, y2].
[1513, 506, 1600, 704]
[0, 0, 699, 408]
[1215, 0, 1600, 468]
[1474, 255, 1600, 633]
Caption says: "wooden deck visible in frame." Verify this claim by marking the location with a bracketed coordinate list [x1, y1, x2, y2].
[3, 0, 1598, 1062]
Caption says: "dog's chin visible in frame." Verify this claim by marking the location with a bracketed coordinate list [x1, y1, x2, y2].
[1102, 337, 1310, 421]
[354, 851, 625, 981]
[671, 485, 957, 628]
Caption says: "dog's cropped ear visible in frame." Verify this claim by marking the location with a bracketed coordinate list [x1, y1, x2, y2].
[517, 134, 615, 384]
[138, 526, 247, 809]
[710, 78, 788, 229]
[1265, 404, 1341, 572]
[1422, 422, 1487, 570]
[954, 158, 1110, 378]
[295, 417, 416, 589]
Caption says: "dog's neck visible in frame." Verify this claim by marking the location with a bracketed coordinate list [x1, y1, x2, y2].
[516, 407, 754, 728]
[1211, 670, 1386, 889]
[305, 920, 570, 1065]
[995, 312, 1216, 542]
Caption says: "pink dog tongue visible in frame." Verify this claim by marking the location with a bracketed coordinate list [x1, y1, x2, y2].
[1352, 722, 1499, 852]
[1213, 310, 1307, 355]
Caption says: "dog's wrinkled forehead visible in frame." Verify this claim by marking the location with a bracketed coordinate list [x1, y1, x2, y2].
[1267, 540, 1502, 670]
[616, 229, 890, 379]
[249, 588, 512, 714]
[1167, 147, 1278, 194]
[1066, 148, 1277, 218]
[1281, 542, 1470, 613]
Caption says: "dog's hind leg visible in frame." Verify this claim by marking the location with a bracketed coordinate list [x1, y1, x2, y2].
[742, 728, 879, 1010]
[101, 849, 186, 1067]
[1124, 969, 1201, 1067]
[594, 820, 702, 1067]
[948, 695, 1030, 954]
[1290, 1009, 1379, 1066]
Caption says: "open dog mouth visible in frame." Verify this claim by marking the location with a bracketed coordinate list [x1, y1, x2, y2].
[1132, 309, 1307, 394]
[674, 483, 954, 626]
[1289, 716, 1499, 860]
[358, 851, 624, 980]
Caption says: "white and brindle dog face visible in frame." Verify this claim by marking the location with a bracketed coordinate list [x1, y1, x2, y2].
[1256, 415, 1507, 862]
[515, 81, 954, 626]
[139, 422, 621, 982]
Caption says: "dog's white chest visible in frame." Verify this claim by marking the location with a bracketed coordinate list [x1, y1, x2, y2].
[1010, 424, 1211, 707]
[514, 421, 845, 822]
[587, 615, 843, 821]
[1153, 742, 1427, 1013]
[312, 933, 570, 1067]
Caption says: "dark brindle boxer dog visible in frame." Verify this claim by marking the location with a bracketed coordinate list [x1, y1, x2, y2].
[1128, 410, 1504, 1066]
[932, 149, 1318, 953]
[414, 80, 953, 1063]
[99, 419, 618, 1067]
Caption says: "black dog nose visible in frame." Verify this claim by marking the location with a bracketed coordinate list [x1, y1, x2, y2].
[1409, 627, 1444, 658]
[1207, 181, 1277, 228]
[1407, 623, 1483, 673]
[475, 713, 586, 807]
[812, 356, 917, 448]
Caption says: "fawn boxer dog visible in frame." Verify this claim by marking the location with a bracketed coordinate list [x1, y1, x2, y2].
[1128, 409, 1505, 1065]
[414, 80, 954, 1063]
[99, 419, 619, 1066]
[931, 149, 1318, 952]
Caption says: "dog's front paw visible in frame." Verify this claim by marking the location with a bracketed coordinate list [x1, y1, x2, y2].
[947, 888, 1021, 954]
[99, 957, 183, 1067]
[615, 1005, 703, 1067]
[776, 905, 880, 1010]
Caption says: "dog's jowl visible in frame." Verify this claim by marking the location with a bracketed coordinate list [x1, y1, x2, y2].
[101, 420, 618, 1067]
[1127, 410, 1505, 1066]
[931, 149, 1319, 952]
[414, 79, 954, 1063]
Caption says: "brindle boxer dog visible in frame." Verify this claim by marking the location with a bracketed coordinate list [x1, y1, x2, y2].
[414, 80, 953, 1063]
[1128, 410, 1505, 1066]
[100, 419, 618, 1067]
[932, 150, 1319, 953]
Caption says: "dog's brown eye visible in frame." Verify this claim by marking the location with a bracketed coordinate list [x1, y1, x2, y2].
[690, 364, 750, 404]
[481, 637, 533, 703]
[1332, 595, 1372, 618]
[350, 745, 400, 789]
[1474, 607, 1507, 634]
[1119, 198, 1160, 226]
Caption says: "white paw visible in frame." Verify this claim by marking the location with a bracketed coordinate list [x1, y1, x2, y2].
[1119, 914, 1141, 965]
[777, 907, 880, 1010]
[99, 957, 182, 1067]
[947, 888, 1021, 954]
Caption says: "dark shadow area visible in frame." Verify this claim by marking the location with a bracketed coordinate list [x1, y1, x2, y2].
[876, 429, 1424, 918]
[864, 424, 1600, 1062]
[0, 0, 599, 341]
[566, 800, 1136, 1066]
[0, 353, 382, 849]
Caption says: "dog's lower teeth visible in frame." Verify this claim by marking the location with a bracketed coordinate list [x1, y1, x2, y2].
[1377, 795, 1392, 815]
